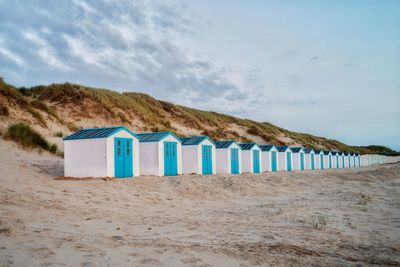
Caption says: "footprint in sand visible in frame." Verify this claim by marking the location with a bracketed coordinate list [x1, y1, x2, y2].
[139, 258, 161, 264]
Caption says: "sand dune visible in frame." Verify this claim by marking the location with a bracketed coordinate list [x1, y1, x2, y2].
[0, 140, 399, 266]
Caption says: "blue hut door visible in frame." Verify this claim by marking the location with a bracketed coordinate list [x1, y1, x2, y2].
[329, 155, 332, 168]
[202, 145, 212, 175]
[271, 151, 277, 172]
[164, 142, 178, 176]
[114, 138, 133, 178]
[230, 148, 239, 174]
[320, 154, 324, 169]
[124, 139, 133, 177]
[336, 155, 339, 168]
[253, 150, 260, 173]
[348, 156, 351, 167]
[300, 153, 305, 170]
[342, 156, 345, 168]
[311, 154, 315, 170]
[286, 152, 292, 171]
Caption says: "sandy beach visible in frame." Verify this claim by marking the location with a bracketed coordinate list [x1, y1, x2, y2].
[0, 140, 399, 266]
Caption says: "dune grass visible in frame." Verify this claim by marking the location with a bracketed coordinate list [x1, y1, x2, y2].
[1, 79, 397, 155]
[5, 123, 57, 154]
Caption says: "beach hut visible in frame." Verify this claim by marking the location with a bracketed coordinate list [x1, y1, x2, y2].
[214, 140, 242, 174]
[180, 136, 216, 175]
[323, 151, 333, 169]
[360, 154, 368, 167]
[314, 150, 324, 169]
[356, 153, 361, 167]
[136, 132, 182, 176]
[238, 143, 262, 173]
[259, 144, 278, 172]
[354, 153, 359, 167]
[291, 147, 306, 171]
[344, 152, 351, 168]
[303, 148, 316, 170]
[351, 153, 358, 168]
[64, 126, 140, 178]
[333, 151, 340, 168]
[276, 146, 293, 171]
[337, 152, 342, 168]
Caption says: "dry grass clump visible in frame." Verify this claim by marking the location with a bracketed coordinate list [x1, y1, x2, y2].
[4, 123, 58, 154]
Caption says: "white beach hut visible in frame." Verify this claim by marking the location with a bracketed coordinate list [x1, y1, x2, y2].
[331, 151, 339, 169]
[351, 153, 358, 168]
[337, 152, 344, 168]
[136, 132, 182, 176]
[259, 144, 278, 172]
[276, 146, 293, 171]
[64, 126, 140, 178]
[323, 151, 333, 169]
[290, 147, 306, 171]
[180, 136, 216, 175]
[303, 148, 316, 170]
[314, 150, 324, 170]
[354, 153, 360, 167]
[344, 152, 351, 168]
[238, 143, 262, 173]
[214, 140, 242, 174]
[360, 154, 369, 167]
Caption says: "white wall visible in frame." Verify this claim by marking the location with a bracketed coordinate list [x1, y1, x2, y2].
[315, 153, 322, 170]
[344, 155, 350, 168]
[261, 151, 271, 172]
[241, 150, 252, 173]
[277, 152, 287, 171]
[216, 148, 229, 174]
[64, 138, 107, 177]
[332, 155, 338, 169]
[182, 145, 198, 174]
[106, 129, 140, 177]
[292, 153, 300, 171]
[323, 154, 331, 169]
[304, 152, 315, 170]
[139, 142, 159, 175]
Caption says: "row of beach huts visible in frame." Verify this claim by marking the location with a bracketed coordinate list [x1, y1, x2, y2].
[63, 126, 393, 178]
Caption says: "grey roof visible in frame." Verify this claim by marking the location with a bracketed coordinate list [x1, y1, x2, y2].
[136, 132, 180, 142]
[290, 147, 303, 153]
[276, 146, 291, 152]
[303, 148, 314, 154]
[180, 136, 214, 146]
[64, 126, 136, 141]
[238, 142, 259, 150]
[214, 140, 238, 149]
[259, 144, 275, 152]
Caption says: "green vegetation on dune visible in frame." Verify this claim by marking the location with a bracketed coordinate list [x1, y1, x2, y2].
[0, 78, 397, 155]
[5, 123, 58, 154]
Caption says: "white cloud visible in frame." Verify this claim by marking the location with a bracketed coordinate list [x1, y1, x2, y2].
[23, 30, 71, 71]
[0, 46, 24, 66]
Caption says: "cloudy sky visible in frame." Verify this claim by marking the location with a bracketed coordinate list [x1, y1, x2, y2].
[0, 0, 399, 150]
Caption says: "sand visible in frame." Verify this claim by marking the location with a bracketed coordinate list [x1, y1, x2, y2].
[0, 140, 399, 267]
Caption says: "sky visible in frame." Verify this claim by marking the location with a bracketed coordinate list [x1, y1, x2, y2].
[0, 0, 399, 150]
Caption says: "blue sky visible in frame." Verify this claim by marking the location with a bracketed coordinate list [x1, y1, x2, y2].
[0, 0, 399, 150]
